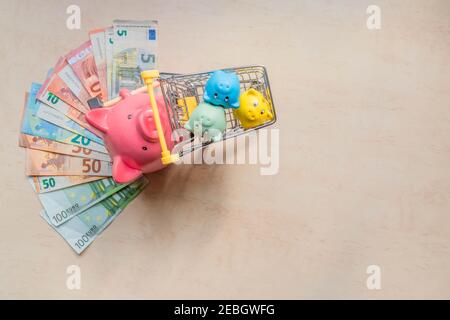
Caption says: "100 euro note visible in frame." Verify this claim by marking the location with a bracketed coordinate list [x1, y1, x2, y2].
[89, 28, 108, 100]
[39, 177, 129, 226]
[111, 20, 158, 98]
[41, 176, 149, 254]
[26, 149, 112, 176]
[22, 83, 107, 154]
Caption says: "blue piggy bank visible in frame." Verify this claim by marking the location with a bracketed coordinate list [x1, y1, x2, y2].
[204, 70, 240, 109]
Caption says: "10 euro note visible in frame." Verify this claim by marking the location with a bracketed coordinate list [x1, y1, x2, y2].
[39, 177, 129, 226]
[66, 41, 103, 101]
[38, 88, 103, 138]
[89, 28, 108, 101]
[23, 84, 107, 154]
[40, 61, 90, 114]
[26, 149, 112, 176]
[41, 176, 148, 254]
[111, 20, 158, 98]
[57, 59, 93, 107]
[19, 93, 107, 160]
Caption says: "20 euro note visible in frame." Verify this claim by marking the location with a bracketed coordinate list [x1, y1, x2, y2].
[111, 20, 158, 98]
[36, 101, 103, 145]
[19, 133, 110, 162]
[29, 176, 103, 193]
[66, 41, 103, 100]
[39, 177, 129, 226]
[26, 149, 112, 176]
[23, 84, 107, 154]
[41, 176, 148, 254]
[89, 28, 108, 100]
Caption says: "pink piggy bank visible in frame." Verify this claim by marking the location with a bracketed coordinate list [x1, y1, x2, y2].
[86, 89, 174, 183]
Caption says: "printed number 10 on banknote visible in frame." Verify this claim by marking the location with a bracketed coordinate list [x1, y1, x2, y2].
[111, 20, 158, 98]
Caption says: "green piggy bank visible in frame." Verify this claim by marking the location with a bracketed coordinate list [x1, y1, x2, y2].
[184, 102, 227, 142]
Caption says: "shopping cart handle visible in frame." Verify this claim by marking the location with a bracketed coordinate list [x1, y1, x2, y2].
[141, 70, 179, 165]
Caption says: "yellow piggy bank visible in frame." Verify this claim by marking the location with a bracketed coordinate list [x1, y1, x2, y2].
[233, 88, 274, 129]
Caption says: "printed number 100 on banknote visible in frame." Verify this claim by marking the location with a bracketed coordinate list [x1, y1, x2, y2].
[111, 20, 158, 99]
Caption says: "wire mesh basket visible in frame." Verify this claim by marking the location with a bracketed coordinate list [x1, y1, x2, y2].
[159, 65, 276, 156]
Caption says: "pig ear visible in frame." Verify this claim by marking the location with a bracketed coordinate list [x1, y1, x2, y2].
[112, 156, 142, 183]
[247, 88, 259, 96]
[86, 108, 109, 133]
[138, 109, 159, 142]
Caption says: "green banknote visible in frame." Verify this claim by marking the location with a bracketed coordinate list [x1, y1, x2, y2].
[22, 84, 108, 154]
[41, 176, 148, 254]
[29, 176, 103, 193]
[39, 177, 130, 226]
[111, 20, 158, 98]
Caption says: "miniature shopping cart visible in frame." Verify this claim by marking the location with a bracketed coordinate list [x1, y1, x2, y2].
[159, 65, 277, 157]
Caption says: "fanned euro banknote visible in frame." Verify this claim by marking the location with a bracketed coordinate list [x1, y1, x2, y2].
[89, 28, 108, 100]
[20, 84, 108, 154]
[29, 176, 104, 193]
[111, 20, 158, 98]
[39, 177, 129, 226]
[21, 20, 157, 253]
[26, 149, 112, 176]
[41, 177, 148, 254]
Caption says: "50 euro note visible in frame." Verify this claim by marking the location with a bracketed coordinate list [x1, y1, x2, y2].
[29, 176, 104, 193]
[66, 41, 103, 101]
[41, 176, 148, 254]
[26, 149, 112, 176]
[111, 20, 158, 98]
[89, 28, 108, 101]
[38, 177, 129, 226]
[21, 85, 107, 154]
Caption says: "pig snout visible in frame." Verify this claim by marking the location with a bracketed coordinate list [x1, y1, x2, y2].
[217, 81, 232, 94]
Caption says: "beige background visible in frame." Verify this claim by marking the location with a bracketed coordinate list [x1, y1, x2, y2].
[0, 0, 449, 299]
